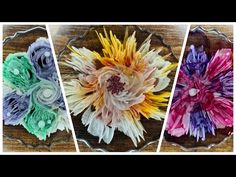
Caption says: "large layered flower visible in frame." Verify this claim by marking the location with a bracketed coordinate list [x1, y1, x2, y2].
[166, 45, 233, 141]
[64, 29, 176, 146]
[3, 38, 70, 140]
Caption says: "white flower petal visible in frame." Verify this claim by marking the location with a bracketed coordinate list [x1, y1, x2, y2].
[138, 34, 151, 56]
[152, 77, 170, 92]
[65, 47, 96, 74]
[150, 110, 166, 120]
[82, 107, 115, 144]
[116, 117, 145, 147]
[64, 80, 98, 116]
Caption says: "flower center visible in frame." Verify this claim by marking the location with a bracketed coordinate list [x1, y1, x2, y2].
[13, 69, 20, 75]
[43, 88, 53, 98]
[188, 88, 199, 97]
[107, 75, 125, 95]
[44, 51, 50, 58]
[38, 120, 45, 128]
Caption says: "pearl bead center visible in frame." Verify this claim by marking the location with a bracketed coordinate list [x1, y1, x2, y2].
[189, 88, 199, 97]
[43, 89, 53, 98]
[38, 120, 45, 128]
[13, 69, 19, 75]
[44, 51, 50, 57]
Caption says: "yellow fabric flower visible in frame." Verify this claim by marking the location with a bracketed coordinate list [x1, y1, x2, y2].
[64, 28, 176, 146]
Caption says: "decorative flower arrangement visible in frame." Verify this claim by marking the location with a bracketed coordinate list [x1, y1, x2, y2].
[166, 45, 233, 141]
[3, 38, 70, 140]
[63, 29, 177, 146]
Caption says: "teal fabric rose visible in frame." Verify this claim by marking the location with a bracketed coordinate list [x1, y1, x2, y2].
[3, 53, 39, 91]
[22, 102, 57, 140]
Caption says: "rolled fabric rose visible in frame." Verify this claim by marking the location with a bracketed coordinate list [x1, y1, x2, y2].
[27, 38, 56, 80]
[32, 79, 62, 108]
[45, 72, 66, 110]
[22, 101, 57, 140]
[3, 91, 30, 125]
[3, 53, 39, 91]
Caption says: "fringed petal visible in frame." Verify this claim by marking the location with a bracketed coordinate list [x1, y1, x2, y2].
[207, 97, 233, 128]
[189, 104, 215, 141]
[166, 100, 192, 137]
[204, 49, 232, 81]
[65, 46, 97, 74]
[182, 45, 209, 76]
[3, 91, 30, 125]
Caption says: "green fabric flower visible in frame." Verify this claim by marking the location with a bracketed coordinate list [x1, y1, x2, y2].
[3, 52, 39, 91]
[22, 101, 57, 140]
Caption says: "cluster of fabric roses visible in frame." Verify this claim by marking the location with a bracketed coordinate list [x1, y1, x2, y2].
[166, 45, 233, 141]
[3, 38, 70, 140]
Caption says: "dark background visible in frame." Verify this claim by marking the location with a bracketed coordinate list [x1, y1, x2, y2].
[0, 1, 234, 22]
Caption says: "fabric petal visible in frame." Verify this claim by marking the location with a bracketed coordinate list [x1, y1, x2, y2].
[189, 104, 215, 141]
[166, 99, 192, 137]
[182, 45, 209, 76]
[204, 49, 232, 81]
[3, 91, 30, 125]
[206, 97, 233, 128]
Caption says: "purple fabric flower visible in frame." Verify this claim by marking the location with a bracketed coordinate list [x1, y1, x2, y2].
[182, 45, 209, 76]
[3, 91, 30, 125]
[167, 46, 233, 141]
[27, 38, 56, 80]
[189, 104, 215, 141]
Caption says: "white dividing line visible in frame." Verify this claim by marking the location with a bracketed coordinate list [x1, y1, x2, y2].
[233, 24, 235, 153]
[46, 24, 80, 152]
[156, 24, 191, 152]
[0, 24, 3, 152]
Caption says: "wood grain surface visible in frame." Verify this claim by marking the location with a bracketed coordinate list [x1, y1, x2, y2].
[49, 25, 187, 152]
[3, 25, 76, 152]
[160, 25, 233, 152]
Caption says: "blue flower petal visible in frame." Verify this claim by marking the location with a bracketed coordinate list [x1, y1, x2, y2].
[183, 45, 209, 76]
[189, 104, 215, 141]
